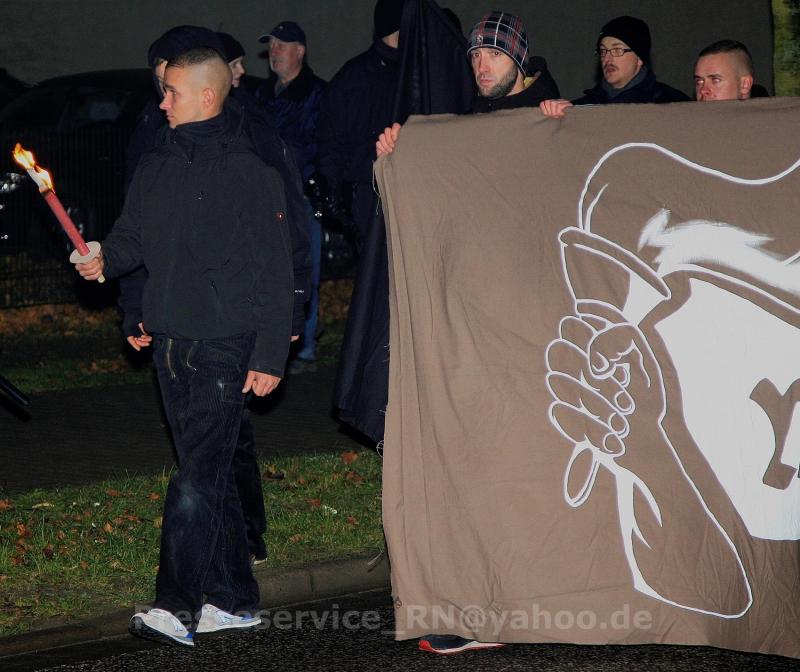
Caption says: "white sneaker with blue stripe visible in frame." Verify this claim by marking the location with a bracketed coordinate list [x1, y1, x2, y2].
[129, 608, 194, 647]
[196, 603, 261, 634]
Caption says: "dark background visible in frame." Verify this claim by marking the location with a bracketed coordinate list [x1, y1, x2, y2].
[0, 0, 774, 100]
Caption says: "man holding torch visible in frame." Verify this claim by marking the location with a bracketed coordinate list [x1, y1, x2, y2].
[75, 47, 293, 647]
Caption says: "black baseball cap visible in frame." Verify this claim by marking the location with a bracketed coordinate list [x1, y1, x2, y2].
[258, 21, 306, 45]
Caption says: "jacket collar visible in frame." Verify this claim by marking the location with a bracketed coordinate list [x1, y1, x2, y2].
[265, 63, 319, 101]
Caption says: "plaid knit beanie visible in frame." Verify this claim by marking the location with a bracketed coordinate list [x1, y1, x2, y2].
[598, 16, 651, 65]
[467, 11, 529, 75]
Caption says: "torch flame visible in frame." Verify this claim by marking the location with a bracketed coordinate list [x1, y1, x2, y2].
[12, 143, 54, 191]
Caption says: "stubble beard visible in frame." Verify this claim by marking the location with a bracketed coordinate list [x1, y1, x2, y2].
[482, 65, 520, 100]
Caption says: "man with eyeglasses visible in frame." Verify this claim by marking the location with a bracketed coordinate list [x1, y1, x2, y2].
[540, 15, 688, 118]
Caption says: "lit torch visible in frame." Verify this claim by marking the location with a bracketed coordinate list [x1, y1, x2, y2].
[12, 143, 105, 283]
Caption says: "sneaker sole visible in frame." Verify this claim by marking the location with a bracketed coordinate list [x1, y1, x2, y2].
[129, 616, 194, 648]
[418, 639, 505, 655]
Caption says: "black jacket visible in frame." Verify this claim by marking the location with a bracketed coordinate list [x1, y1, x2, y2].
[103, 103, 294, 376]
[317, 39, 400, 187]
[471, 58, 561, 113]
[119, 94, 310, 338]
[572, 68, 690, 106]
[256, 65, 326, 181]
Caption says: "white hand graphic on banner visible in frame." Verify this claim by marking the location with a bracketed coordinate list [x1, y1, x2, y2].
[544, 142, 800, 619]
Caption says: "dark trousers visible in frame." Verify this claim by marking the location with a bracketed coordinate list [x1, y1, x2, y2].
[152, 333, 259, 625]
[236, 408, 267, 559]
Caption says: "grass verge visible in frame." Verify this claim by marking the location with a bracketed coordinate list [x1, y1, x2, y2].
[0, 449, 381, 637]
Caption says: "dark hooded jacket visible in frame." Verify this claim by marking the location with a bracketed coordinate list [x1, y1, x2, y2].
[471, 56, 560, 113]
[572, 67, 689, 106]
[104, 101, 293, 375]
[256, 64, 326, 181]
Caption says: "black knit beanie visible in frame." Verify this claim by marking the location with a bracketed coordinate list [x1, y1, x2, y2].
[598, 16, 651, 65]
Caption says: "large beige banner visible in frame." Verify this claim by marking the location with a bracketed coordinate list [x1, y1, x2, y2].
[377, 98, 800, 658]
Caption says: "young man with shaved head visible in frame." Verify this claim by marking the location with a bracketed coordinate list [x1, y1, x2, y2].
[75, 47, 294, 647]
[694, 40, 754, 102]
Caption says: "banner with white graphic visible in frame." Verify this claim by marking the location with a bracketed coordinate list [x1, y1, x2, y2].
[377, 98, 800, 658]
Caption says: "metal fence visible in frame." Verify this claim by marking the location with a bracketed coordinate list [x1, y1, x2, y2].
[0, 126, 130, 308]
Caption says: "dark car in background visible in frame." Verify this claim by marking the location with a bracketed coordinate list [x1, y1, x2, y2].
[0, 69, 153, 254]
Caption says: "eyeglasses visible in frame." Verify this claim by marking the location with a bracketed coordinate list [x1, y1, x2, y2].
[595, 47, 633, 58]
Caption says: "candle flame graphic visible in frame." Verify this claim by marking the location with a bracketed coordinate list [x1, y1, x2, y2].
[12, 143, 54, 190]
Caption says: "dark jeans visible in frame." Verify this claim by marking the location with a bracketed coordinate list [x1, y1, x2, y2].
[152, 333, 259, 625]
[236, 407, 267, 559]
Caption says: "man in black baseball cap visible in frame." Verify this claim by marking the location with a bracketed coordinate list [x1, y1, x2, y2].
[259, 21, 307, 86]
[540, 14, 688, 118]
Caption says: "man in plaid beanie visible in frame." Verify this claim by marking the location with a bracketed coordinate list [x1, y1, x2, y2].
[540, 14, 688, 118]
[376, 10, 559, 154]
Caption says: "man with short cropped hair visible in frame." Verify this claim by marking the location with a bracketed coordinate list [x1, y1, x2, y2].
[694, 40, 754, 101]
[75, 47, 294, 648]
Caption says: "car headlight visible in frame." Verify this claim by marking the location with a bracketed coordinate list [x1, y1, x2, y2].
[0, 171, 25, 194]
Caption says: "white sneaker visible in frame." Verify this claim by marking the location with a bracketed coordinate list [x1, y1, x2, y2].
[129, 608, 194, 647]
[196, 603, 261, 634]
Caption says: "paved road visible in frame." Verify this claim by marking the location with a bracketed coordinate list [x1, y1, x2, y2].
[0, 363, 370, 492]
[2, 591, 796, 672]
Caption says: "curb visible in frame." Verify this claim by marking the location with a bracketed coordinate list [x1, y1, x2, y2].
[0, 554, 390, 659]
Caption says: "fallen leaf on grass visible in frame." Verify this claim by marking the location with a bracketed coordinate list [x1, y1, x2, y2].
[105, 488, 120, 497]
[56, 530, 66, 540]
[306, 498, 322, 509]
[147, 492, 161, 501]
[289, 534, 303, 543]
[341, 450, 359, 465]
[0, 575, 7, 581]
[102, 522, 113, 534]
[11, 555, 24, 566]
[42, 543, 54, 559]
[15, 522, 30, 538]
[31, 502, 54, 509]
[80, 561, 89, 571]
[347, 516, 359, 526]
[0, 499, 10, 512]
[345, 470, 364, 484]
[153, 516, 163, 528]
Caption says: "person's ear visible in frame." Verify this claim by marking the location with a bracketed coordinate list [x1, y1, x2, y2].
[740, 74, 753, 99]
[202, 86, 216, 109]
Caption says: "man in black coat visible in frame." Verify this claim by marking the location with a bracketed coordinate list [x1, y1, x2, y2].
[315, 0, 406, 442]
[76, 47, 293, 647]
[540, 15, 689, 118]
[256, 21, 326, 367]
[316, 0, 404, 248]
[119, 26, 309, 567]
